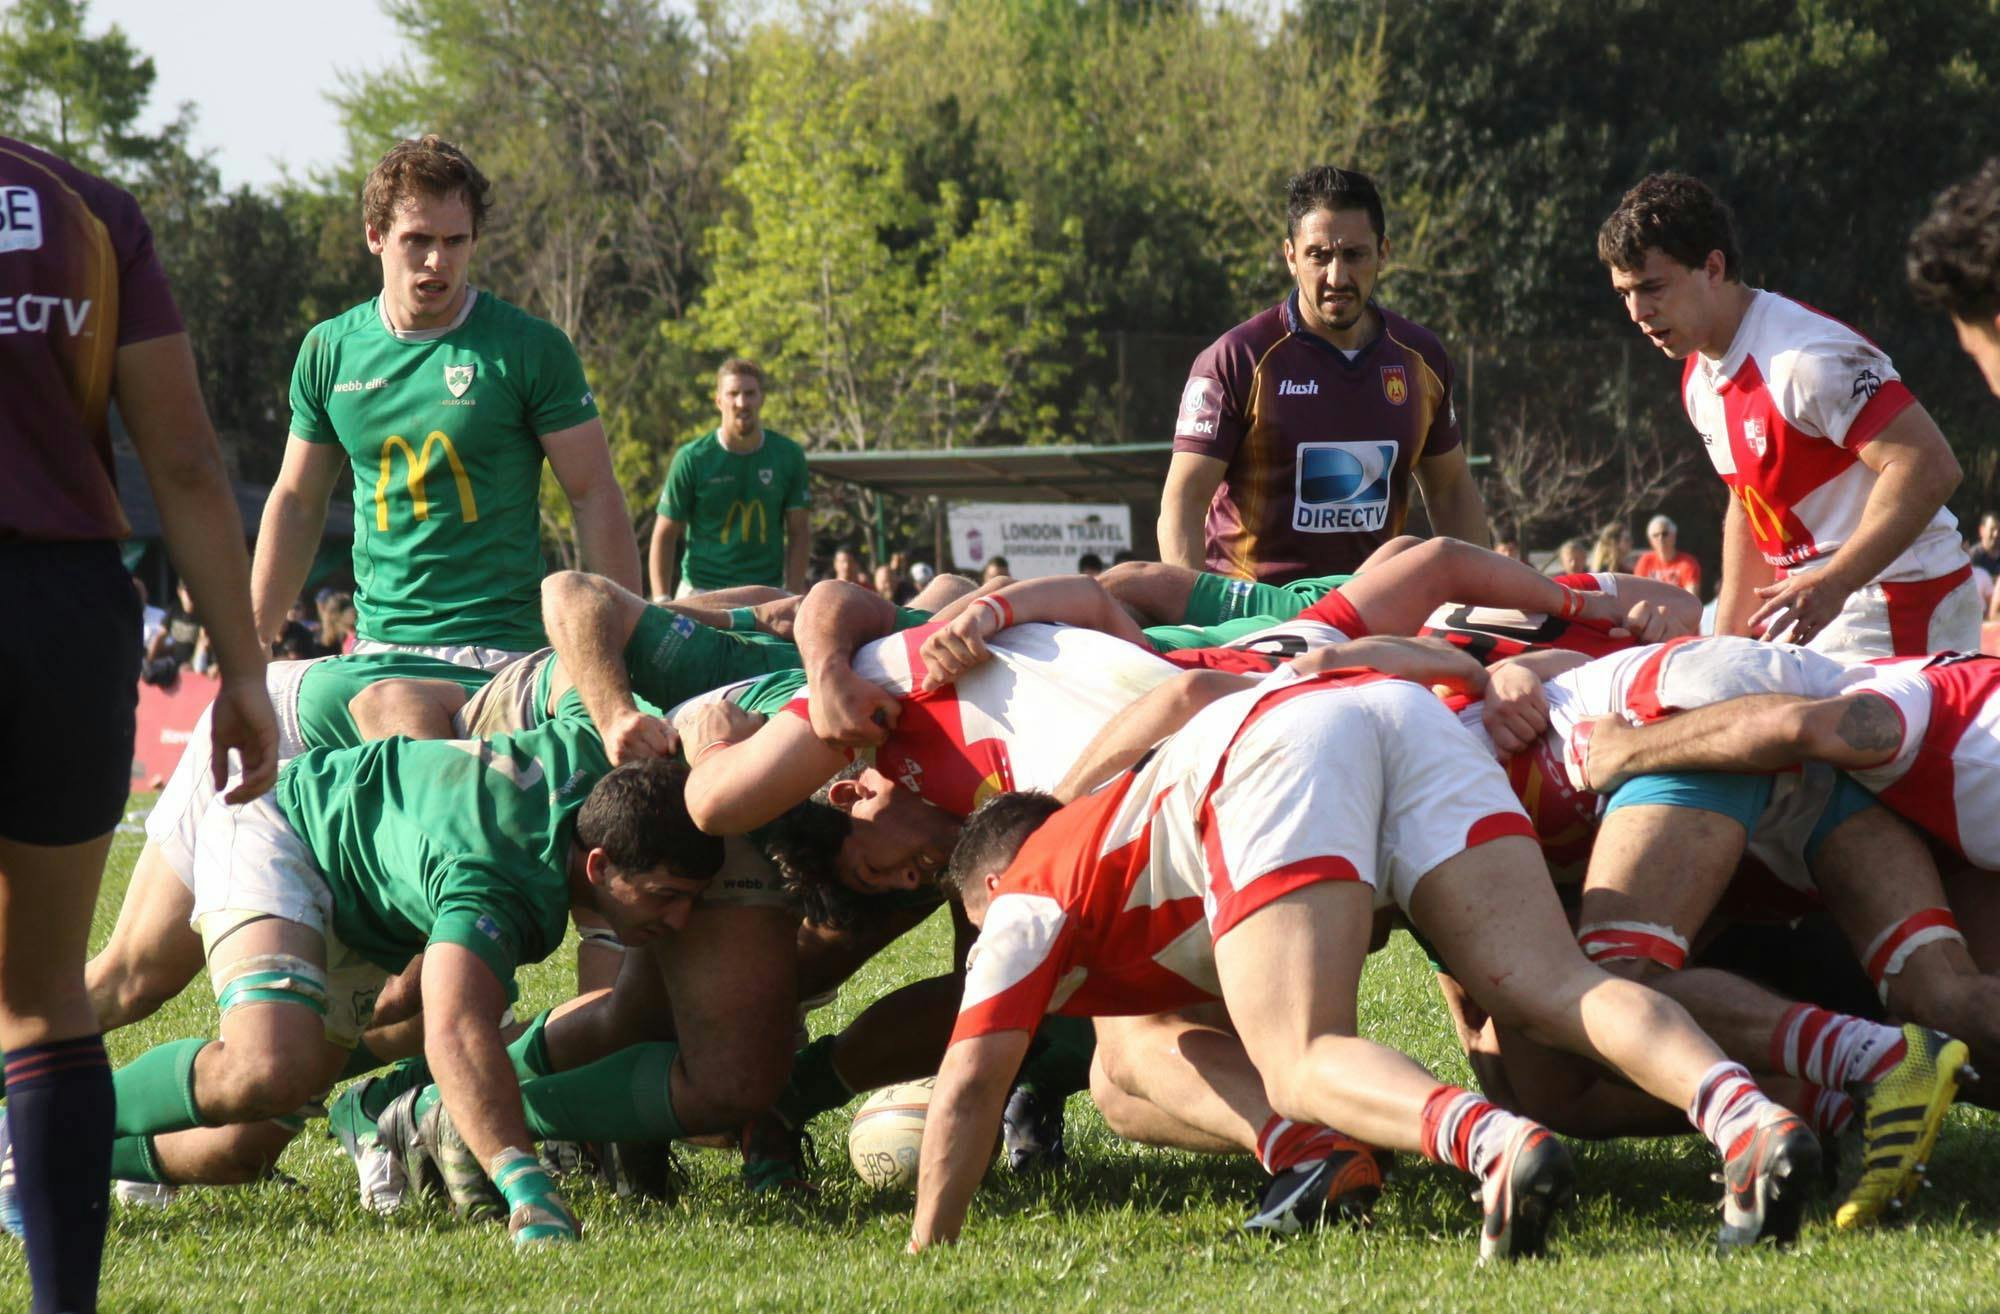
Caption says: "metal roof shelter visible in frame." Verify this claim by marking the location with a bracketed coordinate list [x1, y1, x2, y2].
[806, 442, 1172, 506]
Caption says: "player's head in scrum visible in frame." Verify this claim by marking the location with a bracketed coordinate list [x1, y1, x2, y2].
[363, 133, 492, 331]
[1909, 157, 2000, 397]
[1599, 171, 1749, 361]
[757, 762, 963, 926]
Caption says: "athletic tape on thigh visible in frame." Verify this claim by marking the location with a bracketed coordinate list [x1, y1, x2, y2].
[1577, 920, 1689, 971]
[575, 923, 628, 953]
[1861, 907, 1964, 1003]
[213, 953, 330, 1018]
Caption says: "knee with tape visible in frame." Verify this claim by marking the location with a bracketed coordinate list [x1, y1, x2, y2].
[1578, 920, 1689, 972]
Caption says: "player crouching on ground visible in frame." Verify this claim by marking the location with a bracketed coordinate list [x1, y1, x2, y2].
[0, 733, 721, 1248]
[910, 668, 1819, 1261]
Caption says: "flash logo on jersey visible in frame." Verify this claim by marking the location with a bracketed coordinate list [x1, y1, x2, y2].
[1175, 377, 1219, 438]
[1294, 441, 1395, 533]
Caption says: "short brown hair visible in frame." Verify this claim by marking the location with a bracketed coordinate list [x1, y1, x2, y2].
[1908, 158, 2000, 323]
[362, 134, 492, 236]
[716, 357, 764, 388]
[1598, 172, 1740, 280]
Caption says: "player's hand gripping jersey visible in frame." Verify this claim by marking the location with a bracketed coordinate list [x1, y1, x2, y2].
[785, 620, 1180, 816]
[951, 669, 1532, 1043]
[1683, 291, 1962, 584]
[1839, 653, 2000, 869]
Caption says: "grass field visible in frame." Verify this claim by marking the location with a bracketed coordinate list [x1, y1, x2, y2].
[11, 800, 2000, 1313]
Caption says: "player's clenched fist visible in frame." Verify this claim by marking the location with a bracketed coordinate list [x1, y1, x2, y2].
[601, 706, 679, 765]
[921, 595, 1012, 691]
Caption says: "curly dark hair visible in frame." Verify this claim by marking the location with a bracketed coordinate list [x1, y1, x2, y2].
[1286, 165, 1385, 242]
[362, 133, 492, 236]
[754, 799, 858, 929]
[1597, 172, 1740, 279]
[1908, 159, 2000, 322]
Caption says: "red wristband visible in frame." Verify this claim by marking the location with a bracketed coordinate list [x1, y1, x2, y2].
[976, 594, 1015, 631]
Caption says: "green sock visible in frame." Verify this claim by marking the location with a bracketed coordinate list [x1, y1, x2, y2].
[107, 1134, 166, 1185]
[365, 1057, 430, 1119]
[772, 1035, 853, 1129]
[336, 1037, 384, 1082]
[520, 1042, 684, 1143]
[112, 1037, 209, 1137]
[505, 1009, 555, 1082]
[1017, 1015, 1094, 1098]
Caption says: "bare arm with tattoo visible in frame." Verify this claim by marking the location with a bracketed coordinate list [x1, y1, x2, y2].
[1579, 691, 1904, 791]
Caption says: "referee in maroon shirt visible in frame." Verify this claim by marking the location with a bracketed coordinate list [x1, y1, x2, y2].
[1161, 167, 1489, 583]
[0, 136, 275, 1314]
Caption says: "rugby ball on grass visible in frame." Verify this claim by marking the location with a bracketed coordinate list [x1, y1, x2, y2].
[847, 1079, 935, 1190]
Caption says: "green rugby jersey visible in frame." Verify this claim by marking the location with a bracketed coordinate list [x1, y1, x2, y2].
[1141, 614, 1289, 653]
[287, 291, 598, 651]
[293, 652, 495, 751]
[658, 429, 809, 590]
[275, 718, 609, 986]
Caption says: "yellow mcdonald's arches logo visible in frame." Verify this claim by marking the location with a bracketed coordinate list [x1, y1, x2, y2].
[720, 498, 769, 545]
[1735, 484, 1789, 545]
[375, 430, 479, 531]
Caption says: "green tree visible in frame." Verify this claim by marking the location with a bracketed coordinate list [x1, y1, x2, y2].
[0, 0, 160, 171]
[673, 26, 1086, 454]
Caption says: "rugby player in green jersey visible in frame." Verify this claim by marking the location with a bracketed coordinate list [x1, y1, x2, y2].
[27, 722, 722, 1246]
[249, 134, 642, 670]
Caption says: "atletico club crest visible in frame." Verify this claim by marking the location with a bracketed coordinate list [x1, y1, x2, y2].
[444, 363, 476, 397]
[1380, 365, 1408, 407]
[1744, 416, 1768, 459]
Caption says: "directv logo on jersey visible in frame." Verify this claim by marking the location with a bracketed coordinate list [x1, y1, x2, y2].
[1278, 379, 1319, 396]
[1293, 440, 1395, 533]
[0, 187, 44, 252]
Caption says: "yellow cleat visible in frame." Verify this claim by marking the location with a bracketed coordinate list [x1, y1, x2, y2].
[1835, 1025, 1968, 1230]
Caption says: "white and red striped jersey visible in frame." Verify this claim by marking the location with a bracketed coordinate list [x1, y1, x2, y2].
[952, 670, 1529, 1042]
[1842, 653, 2000, 869]
[1543, 635, 1853, 791]
[786, 621, 1178, 818]
[1683, 290, 1962, 582]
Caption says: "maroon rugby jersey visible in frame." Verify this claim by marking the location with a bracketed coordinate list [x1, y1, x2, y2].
[1173, 292, 1460, 584]
[0, 136, 184, 542]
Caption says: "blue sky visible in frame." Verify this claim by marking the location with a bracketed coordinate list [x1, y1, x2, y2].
[90, 0, 413, 191]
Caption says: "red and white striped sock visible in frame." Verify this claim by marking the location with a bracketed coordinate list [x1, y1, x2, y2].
[1419, 1085, 1516, 1181]
[1689, 1061, 1777, 1159]
[1255, 1114, 1355, 1175]
[1770, 1004, 1906, 1089]
[1798, 1082, 1856, 1139]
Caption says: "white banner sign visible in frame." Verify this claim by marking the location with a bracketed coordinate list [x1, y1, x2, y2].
[947, 502, 1131, 578]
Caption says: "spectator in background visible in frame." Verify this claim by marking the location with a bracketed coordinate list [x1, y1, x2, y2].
[872, 562, 911, 604]
[1634, 514, 1703, 594]
[1077, 552, 1105, 577]
[1112, 549, 1139, 565]
[318, 590, 358, 654]
[1590, 522, 1634, 573]
[1493, 533, 1523, 561]
[1969, 512, 2000, 576]
[908, 562, 936, 591]
[135, 577, 166, 654]
[832, 544, 868, 585]
[650, 358, 810, 599]
[982, 555, 1011, 583]
[1555, 537, 1591, 575]
[145, 581, 212, 681]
